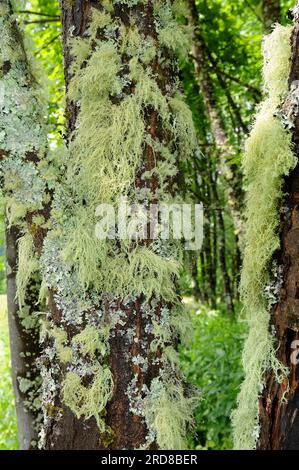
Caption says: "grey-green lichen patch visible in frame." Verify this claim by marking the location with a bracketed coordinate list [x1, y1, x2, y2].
[122, 299, 196, 449]
[72, 325, 110, 358]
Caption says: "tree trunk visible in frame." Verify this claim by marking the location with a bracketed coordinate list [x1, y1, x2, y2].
[0, 0, 49, 448]
[41, 0, 196, 450]
[257, 10, 299, 450]
[262, 0, 281, 32]
[5, 225, 41, 449]
[232, 2, 299, 450]
[187, 0, 244, 244]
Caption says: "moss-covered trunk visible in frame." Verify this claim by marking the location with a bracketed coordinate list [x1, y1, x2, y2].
[0, 0, 51, 448]
[232, 2, 299, 450]
[257, 9, 299, 450]
[40, 0, 196, 450]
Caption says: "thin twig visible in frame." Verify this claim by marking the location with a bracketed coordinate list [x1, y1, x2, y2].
[243, 0, 263, 22]
[189, 52, 261, 101]
[24, 19, 60, 25]
[35, 34, 60, 55]
[18, 10, 60, 19]
[217, 68, 261, 100]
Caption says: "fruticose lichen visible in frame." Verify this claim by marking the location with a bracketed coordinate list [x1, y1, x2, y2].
[144, 377, 196, 450]
[62, 366, 113, 432]
[35, 0, 198, 448]
[232, 24, 296, 450]
[16, 232, 39, 309]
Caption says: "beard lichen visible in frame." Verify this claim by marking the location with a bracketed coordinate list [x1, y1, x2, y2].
[72, 325, 110, 358]
[62, 366, 113, 432]
[59, 1, 196, 300]
[16, 232, 39, 310]
[231, 24, 296, 450]
[144, 377, 196, 450]
[36, 0, 198, 448]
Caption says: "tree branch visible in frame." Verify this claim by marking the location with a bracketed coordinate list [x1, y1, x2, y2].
[243, 0, 263, 22]
[35, 33, 60, 55]
[18, 10, 60, 18]
[24, 19, 60, 25]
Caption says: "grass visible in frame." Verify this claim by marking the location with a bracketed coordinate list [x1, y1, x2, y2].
[180, 299, 247, 449]
[0, 295, 19, 450]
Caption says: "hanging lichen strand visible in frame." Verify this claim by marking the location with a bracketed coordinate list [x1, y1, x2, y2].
[232, 24, 297, 450]
[39, 0, 197, 449]
[0, 0, 53, 447]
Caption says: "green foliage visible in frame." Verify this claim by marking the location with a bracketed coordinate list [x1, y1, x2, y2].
[180, 301, 246, 450]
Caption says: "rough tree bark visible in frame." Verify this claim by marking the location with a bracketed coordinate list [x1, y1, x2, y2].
[40, 0, 196, 450]
[257, 7, 299, 450]
[262, 0, 281, 32]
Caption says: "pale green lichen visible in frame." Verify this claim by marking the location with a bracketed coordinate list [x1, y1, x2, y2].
[89, 9, 112, 37]
[16, 232, 39, 310]
[59, 2, 197, 300]
[169, 95, 198, 157]
[232, 24, 296, 450]
[0, 1, 51, 446]
[18, 377, 35, 394]
[72, 325, 110, 358]
[144, 377, 196, 450]
[49, 326, 72, 364]
[62, 366, 113, 432]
